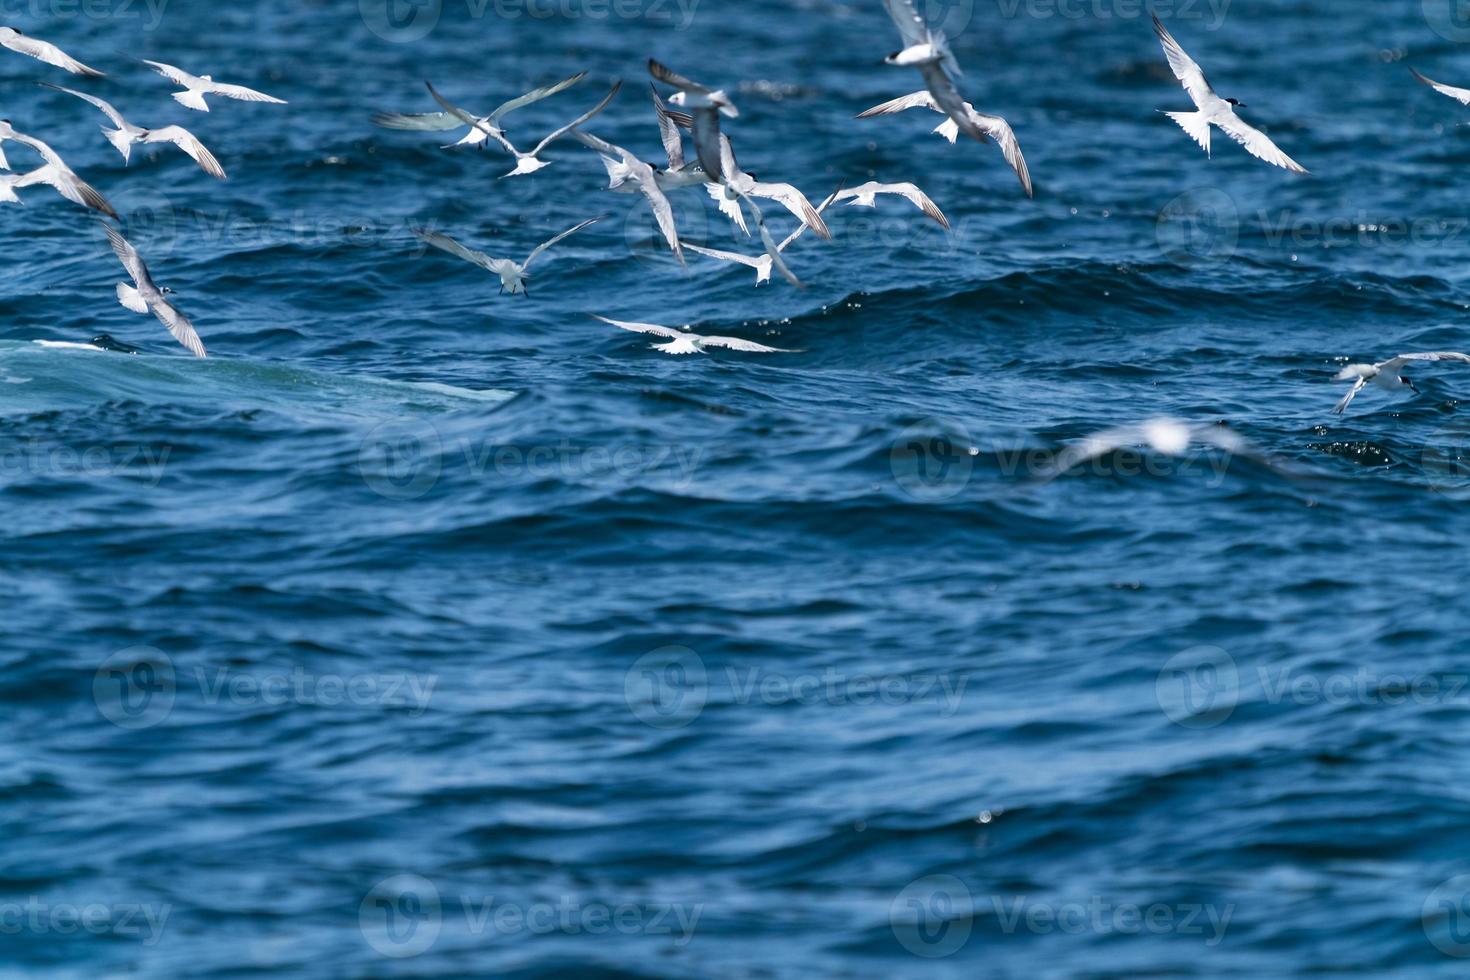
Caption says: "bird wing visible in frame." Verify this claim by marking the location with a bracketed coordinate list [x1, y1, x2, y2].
[651, 84, 686, 169]
[968, 110, 1033, 197]
[881, 182, 950, 228]
[592, 314, 681, 339]
[884, 0, 931, 50]
[491, 70, 588, 120]
[425, 82, 518, 153]
[915, 62, 988, 142]
[208, 82, 286, 104]
[529, 82, 622, 156]
[1383, 351, 1470, 371]
[1215, 115, 1308, 174]
[146, 126, 226, 179]
[638, 180, 684, 265]
[647, 58, 710, 95]
[1333, 378, 1368, 415]
[1152, 14, 1214, 108]
[856, 90, 941, 118]
[143, 60, 198, 86]
[745, 181, 833, 240]
[41, 83, 126, 127]
[5, 33, 103, 76]
[736, 191, 804, 289]
[372, 110, 465, 132]
[690, 108, 727, 182]
[777, 189, 839, 252]
[684, 243, 763, 269]
[105, 225, 156, 291]
[700, 334, 792, 353]
[706, 181, 750, 235]
[413, 228, 502, 273]
[523, 217, 601, 270]
[1411, 68, 1470, 106]
[27, 163, 115, 217]
[153, 298, 207, 358]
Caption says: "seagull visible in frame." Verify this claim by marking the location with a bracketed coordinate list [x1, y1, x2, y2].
[570, 129, 684, 264]
[0, 27, 103, 76]
[1332, 352, 1470, 414]
[1035, 418, 1253, 482]
[715, 154, 807, 288]
[648, 59, 737, 182]
[0, 118, 23, 171]
[412, 218, 601, 297]
[426, 80, 621, 177]
[1152, 15, 1306, 174]
[591, 315, 794, 356]
[685, 190, 837, 286]
[648, 85, 711, 190]
[855, 90, 1032, 197]
[142, 60, 287, 112]
[373, 71, 587, 148]
[0, 125, 116, 217]
[834, 181, 948, 228]
[41, 84, 225, 178]
[105, 225, 207, 358]
[1410, 67, 1470, 107]
[702, 135, 832, 239]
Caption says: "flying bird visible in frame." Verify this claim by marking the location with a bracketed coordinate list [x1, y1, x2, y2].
[1410, 67, 1470, 107]
[703, 135, 831, 239]
[41, 84, 225, 178]
[1332, 352, 1470, 414]
[834, 181, 948, 228]
[685, 190, 837, 286]
[373, 71, 587, 148]
[1035, 418, 1257, 482]
[855, 90, 1032, 197]
[412, 218, 601, 297]
[591, 315, 794, 356]
[0, 26, 103, 76]
[648, 59, 737, 182]
[142, 60, 287, 112]
[105, 225, 207, 358]
[1152, 15, 1307, 174]
[0, 124, 116, 217]
[426, 80, 621, 177]
[571, 129, 684, 264]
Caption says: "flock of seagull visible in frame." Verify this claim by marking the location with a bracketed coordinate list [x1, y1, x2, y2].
[6, 2, 1470, 418]
[2, 26, 286, 359]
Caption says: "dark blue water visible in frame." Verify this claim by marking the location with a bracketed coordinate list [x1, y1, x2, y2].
[5, 0, 1470, 974]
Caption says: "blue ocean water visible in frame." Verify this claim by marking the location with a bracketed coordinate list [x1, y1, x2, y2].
[5, 0, 1470, 974]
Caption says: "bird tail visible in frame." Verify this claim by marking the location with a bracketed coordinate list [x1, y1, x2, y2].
[597, 154, 634, 190]
[173, 89, 209, 112]
[1334, 365, 1373, 381]
[0, 174, 22, 203]
[103, 128, 133, 163]
[1162, 110, 1211, 158]
[116, 283, 149, 314]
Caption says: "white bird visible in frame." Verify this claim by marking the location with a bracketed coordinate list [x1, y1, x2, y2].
[373, 71, 587, 148]
[0, 26, 103, 76]
[41, 84, 225, 179]
[648, 85, 713, 190]
[570, 129, 684, 264]
[1152, 15, 1306, 174]
[1036, 418, 1252, 482]
[0, 124, 116, 217]
[702, 135, 832, 240]
[855, 90, 1032, 197]
[412, 218, 601, 297]
[1332, 352, 1470, 414]
[0, 117, 23, 171]
[1410, 67, 1470, 107]
[426, 80, 621, 177]
[834, 180, 948, 228]
[142, 60, 286, 112]
[685, 190, 837, 286]
[648, 59, 737, 182]
[592, 315, 794, 356]
[105, 225, 207, 358]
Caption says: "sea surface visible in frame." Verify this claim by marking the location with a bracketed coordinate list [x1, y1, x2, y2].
[4, 0, 1470, 975]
